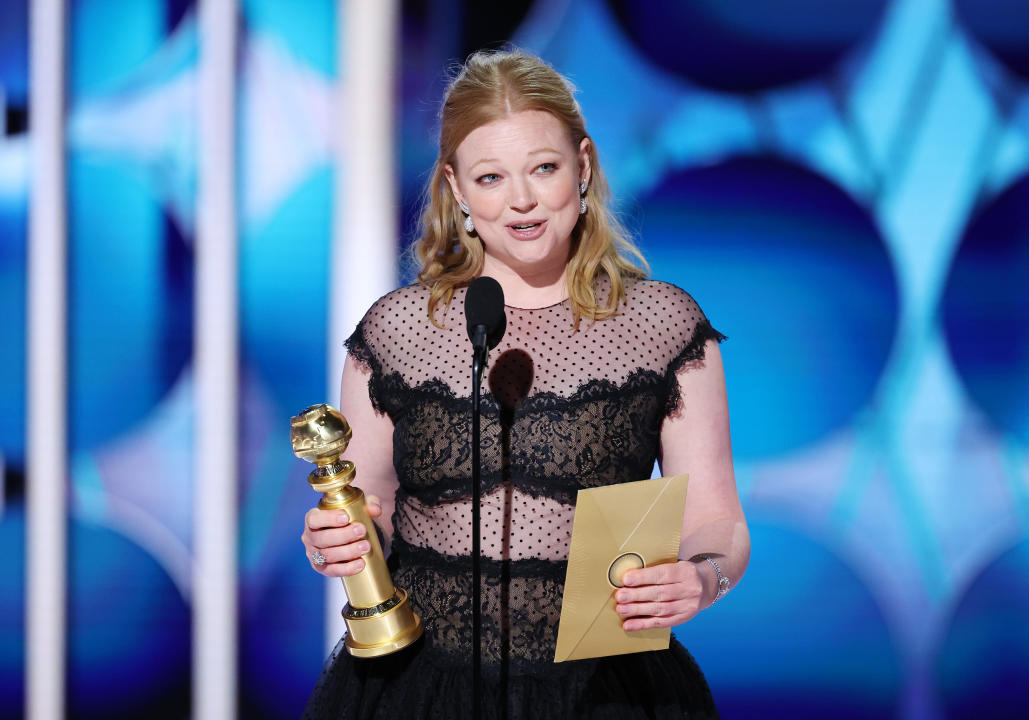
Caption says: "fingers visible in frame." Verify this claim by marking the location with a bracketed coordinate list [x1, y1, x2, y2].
[365, 494, 382, 517]
[621, 562, 681, 587]
[311, 539, 373, 576]
[309, 553, 367, 578]
[301, 506, 375, 578]
[622, 613, 693, 632]
[616, 561, 703, 631]
[304, 534, 372, 577]
[616, 582, 686, 605]
[304, 507, 350, 531]
[309, 522, 367, 550]
[615, 591, 693, 621]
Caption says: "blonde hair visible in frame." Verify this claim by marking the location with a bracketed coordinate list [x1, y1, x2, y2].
[413, 49, 648, 328]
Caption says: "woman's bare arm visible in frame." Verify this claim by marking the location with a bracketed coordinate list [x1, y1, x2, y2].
[300, 356, 400, 577]
[616, 340, 750, 628]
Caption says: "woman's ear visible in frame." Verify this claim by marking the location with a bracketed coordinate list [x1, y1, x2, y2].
[578, 137, 592, 188]
[444, 163, 464, 207]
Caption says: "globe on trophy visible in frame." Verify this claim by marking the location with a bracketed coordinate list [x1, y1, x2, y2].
[291, 403, 423, 657]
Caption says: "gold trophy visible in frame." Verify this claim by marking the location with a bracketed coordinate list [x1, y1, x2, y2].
[291, 403, 423, 657]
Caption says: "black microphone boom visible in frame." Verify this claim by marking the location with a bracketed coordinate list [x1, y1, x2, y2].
[463, 275, 505, 717]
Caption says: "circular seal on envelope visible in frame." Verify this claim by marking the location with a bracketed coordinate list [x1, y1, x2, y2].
[608, 552, 645, 587]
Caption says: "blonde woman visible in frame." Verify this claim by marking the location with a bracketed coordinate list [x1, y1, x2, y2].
[301, 50, 748, 719]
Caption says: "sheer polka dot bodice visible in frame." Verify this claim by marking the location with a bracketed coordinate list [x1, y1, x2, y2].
[344, 278, 724, 672]
[352, 279, 714, 402]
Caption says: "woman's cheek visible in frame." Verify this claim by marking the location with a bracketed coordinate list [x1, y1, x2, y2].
[469, 190, 506, 221]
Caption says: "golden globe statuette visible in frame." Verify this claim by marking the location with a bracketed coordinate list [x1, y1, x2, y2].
[291, 403, 423, 657]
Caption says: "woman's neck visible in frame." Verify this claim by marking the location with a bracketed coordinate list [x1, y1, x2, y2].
[480, 256, 568, 309]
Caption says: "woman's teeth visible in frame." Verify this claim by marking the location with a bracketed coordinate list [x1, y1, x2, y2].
[513, 223, 540, 230]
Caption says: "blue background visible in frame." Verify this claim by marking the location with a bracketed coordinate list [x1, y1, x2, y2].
[2, 0, 1029, 717]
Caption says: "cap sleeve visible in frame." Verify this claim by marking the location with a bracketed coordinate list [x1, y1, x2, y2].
[342, 284, 428, 416]
[639, 281, 726, 418]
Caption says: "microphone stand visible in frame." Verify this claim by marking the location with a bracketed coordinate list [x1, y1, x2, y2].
[470, 327, 487, 719]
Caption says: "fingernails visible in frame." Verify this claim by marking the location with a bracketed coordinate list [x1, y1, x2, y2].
[616, 591, 628, 602]
[335, 512, 349, 525]
[352, 524, 366, 539]
[357, 542, 370, 553]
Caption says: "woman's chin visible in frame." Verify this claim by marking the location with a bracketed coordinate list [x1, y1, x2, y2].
[484, 240, 570, 275]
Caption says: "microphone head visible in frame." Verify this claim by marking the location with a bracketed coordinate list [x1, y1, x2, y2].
[465, 276, 507, 350]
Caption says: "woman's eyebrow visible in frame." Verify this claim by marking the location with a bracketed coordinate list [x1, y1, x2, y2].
[470, 149, 560, 170]
[469, 157, 500, 171]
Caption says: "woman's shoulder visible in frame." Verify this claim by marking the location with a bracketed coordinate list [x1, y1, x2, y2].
[623, 278, 706, 318]
[362, 283, 431, 322]
[620, 277, 725, 353]
[346, 284, 430, 367]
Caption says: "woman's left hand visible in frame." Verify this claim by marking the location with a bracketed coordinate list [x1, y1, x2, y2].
[615, 561, 707, 631]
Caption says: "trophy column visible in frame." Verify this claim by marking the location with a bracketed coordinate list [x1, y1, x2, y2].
[291, 403, 423, 657]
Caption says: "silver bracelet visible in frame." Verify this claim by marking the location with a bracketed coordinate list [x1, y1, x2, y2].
[706, 557, 730, 603]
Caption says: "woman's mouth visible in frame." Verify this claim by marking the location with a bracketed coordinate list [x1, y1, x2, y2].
[506, 219, 547, 239]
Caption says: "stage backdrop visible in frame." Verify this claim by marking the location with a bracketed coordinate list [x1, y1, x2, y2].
[2, 0, 1029, 718]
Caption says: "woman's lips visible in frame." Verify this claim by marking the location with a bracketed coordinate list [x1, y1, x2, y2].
[506, 219, 547, 240]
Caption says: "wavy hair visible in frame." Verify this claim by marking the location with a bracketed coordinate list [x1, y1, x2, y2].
[414, 49, 648, 328]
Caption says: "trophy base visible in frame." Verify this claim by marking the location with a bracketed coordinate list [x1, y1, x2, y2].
[343, 588, 424, 658]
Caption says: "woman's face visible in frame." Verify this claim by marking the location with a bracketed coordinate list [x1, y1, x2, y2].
[445, 110, 591, 280]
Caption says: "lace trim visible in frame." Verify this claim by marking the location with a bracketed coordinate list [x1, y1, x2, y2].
[342, 321, 386, 414]
[396, 471, 587, 506]
[346, 313, 724, 419]
[387, 537, 569, 671]
[385, 378, 664, 506]
[372, 361, 674, 418]
[390, 536, 567, 581]
[664, 319, 727, 418]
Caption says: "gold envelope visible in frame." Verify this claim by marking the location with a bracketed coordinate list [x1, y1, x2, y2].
[554, 474, 689, 663]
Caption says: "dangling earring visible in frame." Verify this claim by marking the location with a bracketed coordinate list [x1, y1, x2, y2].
[459, 200, 475, 234]
[578, 180, 588, 215]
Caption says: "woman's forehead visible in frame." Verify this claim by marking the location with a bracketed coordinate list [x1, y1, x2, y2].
[454, 110, 575, 165]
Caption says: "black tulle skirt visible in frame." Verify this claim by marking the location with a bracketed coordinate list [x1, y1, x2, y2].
[301, 636, 720, 720]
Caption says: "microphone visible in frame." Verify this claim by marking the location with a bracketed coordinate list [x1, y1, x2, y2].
[465, 277, 507, 380]
[463, 275, 505, 717]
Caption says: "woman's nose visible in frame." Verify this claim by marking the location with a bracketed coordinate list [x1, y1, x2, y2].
[507, 178, 537, 212]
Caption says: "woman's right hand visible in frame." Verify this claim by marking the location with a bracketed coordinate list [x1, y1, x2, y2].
[301, 494, 382, 577]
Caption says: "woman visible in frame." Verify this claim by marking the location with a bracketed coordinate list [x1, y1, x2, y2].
[300, 49, 748, 719]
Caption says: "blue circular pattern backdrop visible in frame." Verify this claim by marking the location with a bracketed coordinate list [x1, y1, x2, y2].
[0, 198, 27, 464]
[632, 156, 899, 459]
[67, 155, 192, 453]
[240, 168, 331, 418]
[241, 550, 325, 719]
[605, 0, 888, 92]
[954, 0, 1029, 81]
[4, 0, 1029, 717]
[681, 520, 901, 718]
[942, 173, 1029, 444]
[935, 537, 1029, 719]
[0, 507, 26, 720]
[0, 505, 190, 719]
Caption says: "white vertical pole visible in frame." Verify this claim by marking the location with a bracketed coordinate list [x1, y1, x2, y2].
[26, 0, 67, 718]
[194, 0, 238, 718]
[326, 0, 399, 653]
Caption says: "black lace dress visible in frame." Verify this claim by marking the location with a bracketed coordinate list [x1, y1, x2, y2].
[304, 278, 726, 719]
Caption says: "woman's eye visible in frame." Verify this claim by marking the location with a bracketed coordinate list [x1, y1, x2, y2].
[535, 162, 558, 174]
[476, 173, 500, 185]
